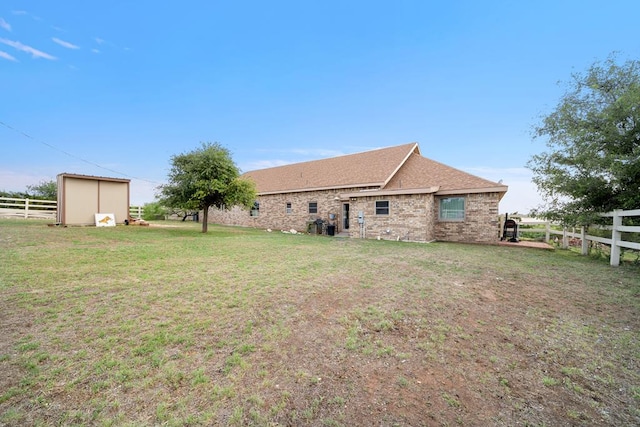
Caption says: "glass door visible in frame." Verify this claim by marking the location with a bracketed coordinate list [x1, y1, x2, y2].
[343, 203, 350, 230]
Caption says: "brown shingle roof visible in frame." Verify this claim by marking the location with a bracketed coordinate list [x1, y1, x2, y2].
[243, 143, 419, 194]
[385, 152, 503, 192]
[243, 143, 507, 196]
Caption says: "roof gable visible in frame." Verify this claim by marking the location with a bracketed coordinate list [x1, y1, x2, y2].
[384, 152, 504, 192]
[243, 143, 418, 194]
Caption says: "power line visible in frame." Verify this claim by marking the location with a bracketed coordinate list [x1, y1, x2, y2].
[0, 120, 163, 185]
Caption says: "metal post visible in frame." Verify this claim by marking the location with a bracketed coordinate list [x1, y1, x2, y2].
[24, 198, 29, 219]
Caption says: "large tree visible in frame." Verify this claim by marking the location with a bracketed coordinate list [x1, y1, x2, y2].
[159, 142, 256, 233]
[527, 56, 640, 225]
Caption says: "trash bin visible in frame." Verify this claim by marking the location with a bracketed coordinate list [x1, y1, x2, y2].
[327, 225, 335, 236]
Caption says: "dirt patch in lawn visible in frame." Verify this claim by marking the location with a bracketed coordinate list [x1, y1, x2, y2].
[259, 270, 638, 426]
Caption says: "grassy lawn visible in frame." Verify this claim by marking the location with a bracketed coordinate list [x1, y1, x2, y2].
[1, 218, 639, 426]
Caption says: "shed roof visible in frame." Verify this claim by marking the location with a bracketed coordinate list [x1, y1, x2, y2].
[243, 143, 507, 196]
[57, 173, 130, 183]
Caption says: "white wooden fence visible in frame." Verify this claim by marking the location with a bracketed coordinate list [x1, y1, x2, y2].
[129, 205, 143, 219]
[0, 197, 145, 221]
[0, 197, 57, 219]
[516, 209, 640, 266]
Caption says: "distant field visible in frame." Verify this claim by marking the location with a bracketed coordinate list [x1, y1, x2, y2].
[1, 219, 638, 426]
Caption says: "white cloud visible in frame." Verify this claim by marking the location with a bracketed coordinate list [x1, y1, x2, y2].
[130, 179, 163, 205]
[0, 170, 55, 192]
[289, 148, 346, 158]
[497, 179, 544, 215]
[255, 147, 348, 159]
[462, 166, 531, 177]
[11, 11, 27, 16]
[91, 48, 100, 54]
[0, 18, 11, 32]
[52, 37, 79, 50]
[94, 37, 105, 44]
[240, 159, 292, 172]
[0, 38, 56, 60]
[0, 50, 17, 61]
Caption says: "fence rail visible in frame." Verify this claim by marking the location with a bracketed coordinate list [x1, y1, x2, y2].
[129, 205, 143, 219]
[0, 197, 57, 219]
[516, 209, 640, 266]
[0, 197, 145, 221]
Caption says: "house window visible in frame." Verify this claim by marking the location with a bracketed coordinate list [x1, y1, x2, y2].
[439, 197, 465, 220]
[375, 200, 389, 215]
[250, 201, 259, 217]
[286, 202, 292, 214]
[308, 202, 318, 214]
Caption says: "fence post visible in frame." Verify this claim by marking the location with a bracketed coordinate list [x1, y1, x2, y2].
[610, 210, 622, 267]
[24, 198, 29, 219]
[581, 226, 588, 255]
[545, 222, 550, 242]
[562, 228, 568, 249]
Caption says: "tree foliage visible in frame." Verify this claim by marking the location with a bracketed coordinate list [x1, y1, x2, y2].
[26, 180, 57, 200]
[1, 180, 57, 200]
[158, 142, 256, 232]
[528, 56, 640, 225]
[0, 189, 27, 198]
[142, 201, 168, 221]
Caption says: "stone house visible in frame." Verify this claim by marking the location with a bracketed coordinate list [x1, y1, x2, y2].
[208, 142, 508, 243]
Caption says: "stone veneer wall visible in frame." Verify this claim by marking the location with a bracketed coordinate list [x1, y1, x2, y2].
[206, 204, 256, 228]
[207, 188, 351, 232]
[252, 189, 347, 232]
[433, 192, 502, 243]
[207, 190, 502, 243]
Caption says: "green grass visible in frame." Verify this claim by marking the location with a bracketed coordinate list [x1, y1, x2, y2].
[0, 218, 639, 426]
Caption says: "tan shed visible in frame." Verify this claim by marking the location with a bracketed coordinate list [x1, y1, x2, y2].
[56, 173, 131, 226]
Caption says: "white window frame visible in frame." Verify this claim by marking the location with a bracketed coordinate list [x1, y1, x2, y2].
[308, 202, 318, 214]
[286, 202, 292, 214]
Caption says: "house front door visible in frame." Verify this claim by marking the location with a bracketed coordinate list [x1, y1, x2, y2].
[343, 203, 350, 230]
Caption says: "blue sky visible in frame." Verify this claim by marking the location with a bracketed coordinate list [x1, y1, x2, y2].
[1, 1, 639, 213]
